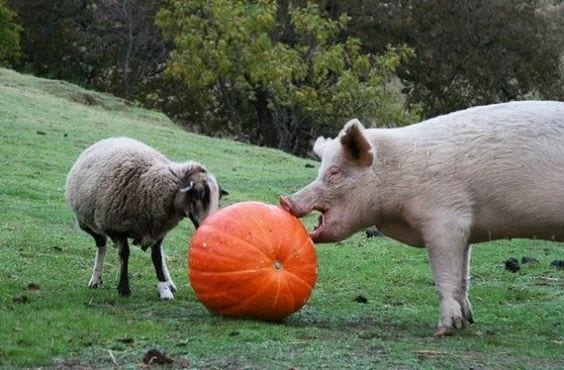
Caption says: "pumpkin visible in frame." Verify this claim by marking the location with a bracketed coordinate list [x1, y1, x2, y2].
[188, 201, 318, 321]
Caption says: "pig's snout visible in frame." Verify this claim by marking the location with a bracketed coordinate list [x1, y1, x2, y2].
[279, 195, 310, 218]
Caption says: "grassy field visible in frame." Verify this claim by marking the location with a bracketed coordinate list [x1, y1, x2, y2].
[0, 67, 563, 369]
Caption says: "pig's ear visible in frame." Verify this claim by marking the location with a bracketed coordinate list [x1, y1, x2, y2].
[340, 119, 374, 167]
[312, 137, 329, 158]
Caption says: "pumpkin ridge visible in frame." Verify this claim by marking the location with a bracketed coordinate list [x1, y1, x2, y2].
[190, 266, 280, 275]
[191, 272, 273, 309]
[280, 235, 315, 262]
[241, 207, 277, 257]
[199, 225, 273, 260]
[221, 274, 283, 317]
[274, 237, 317, 284]
[279, 267, 317, 291]
[190, 242, 268, 271]
[268, 273, 284, 317]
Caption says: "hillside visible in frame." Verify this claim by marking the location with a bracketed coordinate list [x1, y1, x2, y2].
[0, 68, 563, 369]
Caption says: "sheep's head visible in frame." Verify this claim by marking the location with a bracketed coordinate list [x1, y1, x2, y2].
[177, 164, 227, 228]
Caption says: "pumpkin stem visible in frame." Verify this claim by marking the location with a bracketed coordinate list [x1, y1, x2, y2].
[273, 260, 283, 271]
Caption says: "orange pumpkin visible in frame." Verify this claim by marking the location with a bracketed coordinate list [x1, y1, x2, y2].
[188, 201, 318, 321]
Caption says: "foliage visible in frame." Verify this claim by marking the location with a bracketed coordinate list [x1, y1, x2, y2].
[88, 0, 170, 100]
[7, 0, 96, 84]
[8, 0, 169, 99]
[157, 0, 418, 154]
[5, 0, 563, 152]
[325, 0, 564, 118]
[0, 0, 21, 66]
[1, 68, 564, 368]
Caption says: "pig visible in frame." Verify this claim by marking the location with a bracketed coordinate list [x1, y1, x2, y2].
[280, 100, 564, 337]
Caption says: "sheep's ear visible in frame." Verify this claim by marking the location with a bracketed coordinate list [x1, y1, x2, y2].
[312, 137, 329, 159]
[339, 119, 374, 167]
[180, 181, 194, 193]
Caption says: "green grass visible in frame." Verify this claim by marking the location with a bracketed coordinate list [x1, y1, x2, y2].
[0, 67, 563, 369]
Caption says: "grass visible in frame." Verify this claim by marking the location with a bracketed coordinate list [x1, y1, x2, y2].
[0, 67, 563, 369]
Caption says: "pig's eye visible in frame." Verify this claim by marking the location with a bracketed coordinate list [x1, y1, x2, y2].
[325, 167, 343, 183]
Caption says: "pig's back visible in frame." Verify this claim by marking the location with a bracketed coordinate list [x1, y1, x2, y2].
[384, 101, 564, 241]
[406, 100, 563, 141]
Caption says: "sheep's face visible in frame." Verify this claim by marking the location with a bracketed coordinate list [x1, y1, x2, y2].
[179, 168, 226, 228]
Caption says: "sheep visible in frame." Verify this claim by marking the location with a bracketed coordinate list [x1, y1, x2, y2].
[65, 137, 227, 299]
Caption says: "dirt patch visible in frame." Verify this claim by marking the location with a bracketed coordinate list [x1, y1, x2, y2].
[142, 349, 173, 365]
[67, 92, 99, 106]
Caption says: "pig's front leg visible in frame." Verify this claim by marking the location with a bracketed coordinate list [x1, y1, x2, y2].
[424, 218, 473, 337]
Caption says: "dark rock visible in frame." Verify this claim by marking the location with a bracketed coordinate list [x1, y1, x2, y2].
[26, 283, 41, 291]
[117, 337, 134, 344]
[365, 226, 383, 238]
[12, 295, 29, 304]
[550, 260, 564, 269]
[504, 257, 520, 273]
[354, 295, 368, 304]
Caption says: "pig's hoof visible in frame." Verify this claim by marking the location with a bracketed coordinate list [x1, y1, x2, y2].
[453, 317, 465, 330]
[88, 280, 102, 288]
[88, 275, 102, 288]
[464, 309, 474, 324]
[437, 298, 469, 336]
[433, 326, 454, 337]
[460, 297, 474, 324]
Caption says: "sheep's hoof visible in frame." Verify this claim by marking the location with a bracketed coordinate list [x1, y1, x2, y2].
[159, 293, 174, 300]
[158, 282, 174, 300]
[117, 286, 131, 297]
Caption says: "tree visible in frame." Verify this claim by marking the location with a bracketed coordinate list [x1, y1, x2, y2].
[89, 0, 170, 99]
[8, 0, 100, 84]
[9, 0, 169, 100]
[157, 0, 418, 155]
[324, 0, 563, 118]
[401, 0, 563, 116]
[0, 0, 22, 66]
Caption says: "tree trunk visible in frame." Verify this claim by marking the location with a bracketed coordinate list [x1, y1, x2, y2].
[253, 87, 278, 148]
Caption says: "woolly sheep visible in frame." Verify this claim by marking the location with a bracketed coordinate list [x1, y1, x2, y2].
[65, 137, 227, 299]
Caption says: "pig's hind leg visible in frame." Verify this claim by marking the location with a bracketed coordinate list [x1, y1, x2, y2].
[424, 217, 473, 337]
[461, 245, 474, 324]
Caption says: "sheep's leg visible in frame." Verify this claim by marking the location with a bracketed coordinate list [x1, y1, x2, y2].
[79, 222, 107, 288]
[160, 245, 177, 292]
[111, 235, 131, 297]
[151, 239, 175, 300]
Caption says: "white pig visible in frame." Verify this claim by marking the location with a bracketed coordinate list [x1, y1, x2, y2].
[280, 100, 564, 337]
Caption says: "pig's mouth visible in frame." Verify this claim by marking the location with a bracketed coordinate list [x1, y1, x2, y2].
[310, 207, 328, 241]
[279, 196, 332, 242]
